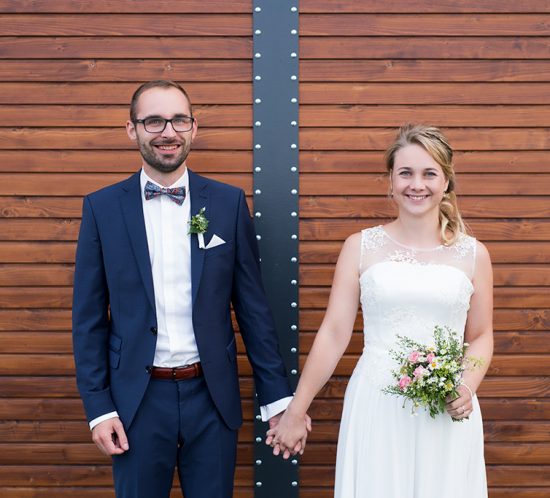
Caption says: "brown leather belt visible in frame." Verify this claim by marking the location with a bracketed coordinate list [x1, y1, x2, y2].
[150, 362, 203, 380]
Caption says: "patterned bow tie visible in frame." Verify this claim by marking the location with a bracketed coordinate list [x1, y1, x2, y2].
[144, 181, 186, 205]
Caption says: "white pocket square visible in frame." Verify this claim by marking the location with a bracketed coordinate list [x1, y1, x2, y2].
[205, 234, 226, 249]
[198, 233, 226, 250]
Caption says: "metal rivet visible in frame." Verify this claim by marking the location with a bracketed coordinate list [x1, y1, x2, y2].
[291, 369, 298, 375]
[255, 437, 262, 443]
[255, 189, 262, 194]
[291, 279, 297, 285]
[290, 52, 297, 58]
[255, 29, 262, 35]
[291, 347, 297, 353]
[291, 120, 297, 126]
[291, 234, 298, 240]
[291, 166, 297, 172]
[255, 212, 262, 218]
[256, 482, 263, 487]
[256, 459, 262, 465]
[256, 234, 261, 240]
[255, 75, 262, 81]
[291, 211, 297, 217]
[291, 6, 298, 12]
[255, 144, 262, 149]
[255, 98, 262, 104]
[291, 257, 297, 263]
[255, 166, 262, 172]
[255, 121, 262, 126]
[291, 459, 298, 465]
[291, 189, 298, 195]
[291, 29, 298, 35]
[291, 302, 297, 308]
[255, 52, 261, 58]
[290, 97, 297, 103]
[291, 75, 297, 80]
[291, 325, 297, 331]
[255, 6, 262, 12]
[290, 144, 297, 149]
[292, 481, 298, 487]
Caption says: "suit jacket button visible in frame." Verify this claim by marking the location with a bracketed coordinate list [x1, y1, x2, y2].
[150, 326, 157, 335]
[145, 366, 152, 374]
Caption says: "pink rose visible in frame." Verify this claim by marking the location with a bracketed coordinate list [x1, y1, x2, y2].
[408, 351, 420, 363]
[399, 375, 412, 390]
[413, 366, 426, 378]
[426, 352, 435, 363]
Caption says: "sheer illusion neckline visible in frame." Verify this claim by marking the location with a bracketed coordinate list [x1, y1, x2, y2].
[380, 226, 444, 252]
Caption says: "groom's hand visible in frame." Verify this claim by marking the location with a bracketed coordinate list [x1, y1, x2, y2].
[92, 417, 129, 456]
[266, 410, 312, 459]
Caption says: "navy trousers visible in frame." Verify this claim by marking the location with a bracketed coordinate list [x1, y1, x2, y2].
[112, 376, 238, 498]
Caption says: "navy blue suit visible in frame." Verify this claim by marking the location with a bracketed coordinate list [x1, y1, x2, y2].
[72, 169, 292, 496]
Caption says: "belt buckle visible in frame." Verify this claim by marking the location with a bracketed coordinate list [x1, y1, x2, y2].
[171, 367, 177, 380]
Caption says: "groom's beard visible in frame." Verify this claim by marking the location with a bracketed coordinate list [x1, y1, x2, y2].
[138, 137, 191, 174]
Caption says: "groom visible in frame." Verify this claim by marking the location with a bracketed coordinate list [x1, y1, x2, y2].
[72, 80, 294, 497]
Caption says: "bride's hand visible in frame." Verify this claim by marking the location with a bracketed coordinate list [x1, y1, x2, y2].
[446, 383, 474, 420]
[266, 408, 312, 459]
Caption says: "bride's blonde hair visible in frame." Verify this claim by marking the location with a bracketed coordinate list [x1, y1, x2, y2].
[384, 124, 467, 245]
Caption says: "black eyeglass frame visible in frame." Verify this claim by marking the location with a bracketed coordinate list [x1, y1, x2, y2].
[133, 115, 195, 133]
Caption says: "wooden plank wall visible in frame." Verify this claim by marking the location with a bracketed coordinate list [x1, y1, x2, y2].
[0, 1, 257, 497]
[298, 1, 550, 498]
[0, 1, 549, 497]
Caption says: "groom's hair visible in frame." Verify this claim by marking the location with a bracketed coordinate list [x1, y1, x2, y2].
[130, 80, 193, 122]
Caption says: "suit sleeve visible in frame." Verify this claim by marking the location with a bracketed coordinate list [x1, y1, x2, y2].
[72, 196, 117, 422]
[231, 190, 292, 406]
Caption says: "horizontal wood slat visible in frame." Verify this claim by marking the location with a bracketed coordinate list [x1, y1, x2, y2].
[300, 37, 550, 59]
[299, 128, 550, 151]
[0, 150, 252, 173]
[301, 105, 550, 127]
[0, 105, 251, 127]
[299, 151, 550, 173]
[300, 241, 550, 264]
[300, 83, 550, 105]
[0, 14, 251, 36]
[0, 83, 252, 104]
[0, 37, 252, 59]
[0, 128, 252, 151]
[300, 1, 550, 13]
[0, 0, 252, 13]
[300, 14, 550, 36]
[301, 60, 550, 82]
[0, 173, 250, 196]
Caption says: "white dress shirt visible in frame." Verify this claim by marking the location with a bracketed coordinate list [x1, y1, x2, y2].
[89, 167, 290, 429]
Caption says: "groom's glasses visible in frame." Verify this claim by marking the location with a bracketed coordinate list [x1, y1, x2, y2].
[134, 115, 195, 133]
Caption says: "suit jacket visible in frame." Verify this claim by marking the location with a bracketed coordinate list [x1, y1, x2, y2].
[72, 169, 292, 430]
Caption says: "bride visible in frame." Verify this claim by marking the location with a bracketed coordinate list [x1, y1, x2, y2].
[267, 124, 493, 497]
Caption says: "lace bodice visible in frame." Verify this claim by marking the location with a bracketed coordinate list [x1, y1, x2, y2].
[355, 226, 477, 387]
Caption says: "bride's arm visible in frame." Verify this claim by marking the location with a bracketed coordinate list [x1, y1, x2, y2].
[447, 241, 493, 419]
[267, 232, 362, 455]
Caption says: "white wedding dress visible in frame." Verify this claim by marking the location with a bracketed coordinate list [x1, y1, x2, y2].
[334, 226, 487, 498]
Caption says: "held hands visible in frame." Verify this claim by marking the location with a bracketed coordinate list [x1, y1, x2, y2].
[446, 383, 474, 420]
[92, 417, 129, 456]
[266, 407, 312, 459]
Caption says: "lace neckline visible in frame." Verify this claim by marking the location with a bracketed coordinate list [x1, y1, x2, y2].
[380, 226, 444, 252]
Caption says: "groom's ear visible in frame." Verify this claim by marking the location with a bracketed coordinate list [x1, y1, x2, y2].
[126, 120, 137, 141]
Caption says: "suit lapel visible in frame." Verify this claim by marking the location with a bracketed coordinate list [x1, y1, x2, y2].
[119, 172, 156, 312]
[188, 169, 209, 306]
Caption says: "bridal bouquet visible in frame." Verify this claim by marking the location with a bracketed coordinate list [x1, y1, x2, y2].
[383, 325, 481, 419]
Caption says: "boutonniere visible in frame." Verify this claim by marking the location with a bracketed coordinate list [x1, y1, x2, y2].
[188, 207, 209, 249]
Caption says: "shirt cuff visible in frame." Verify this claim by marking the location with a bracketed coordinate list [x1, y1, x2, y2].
[260, 396, 293, 422]
[89, 411, 119, 430]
